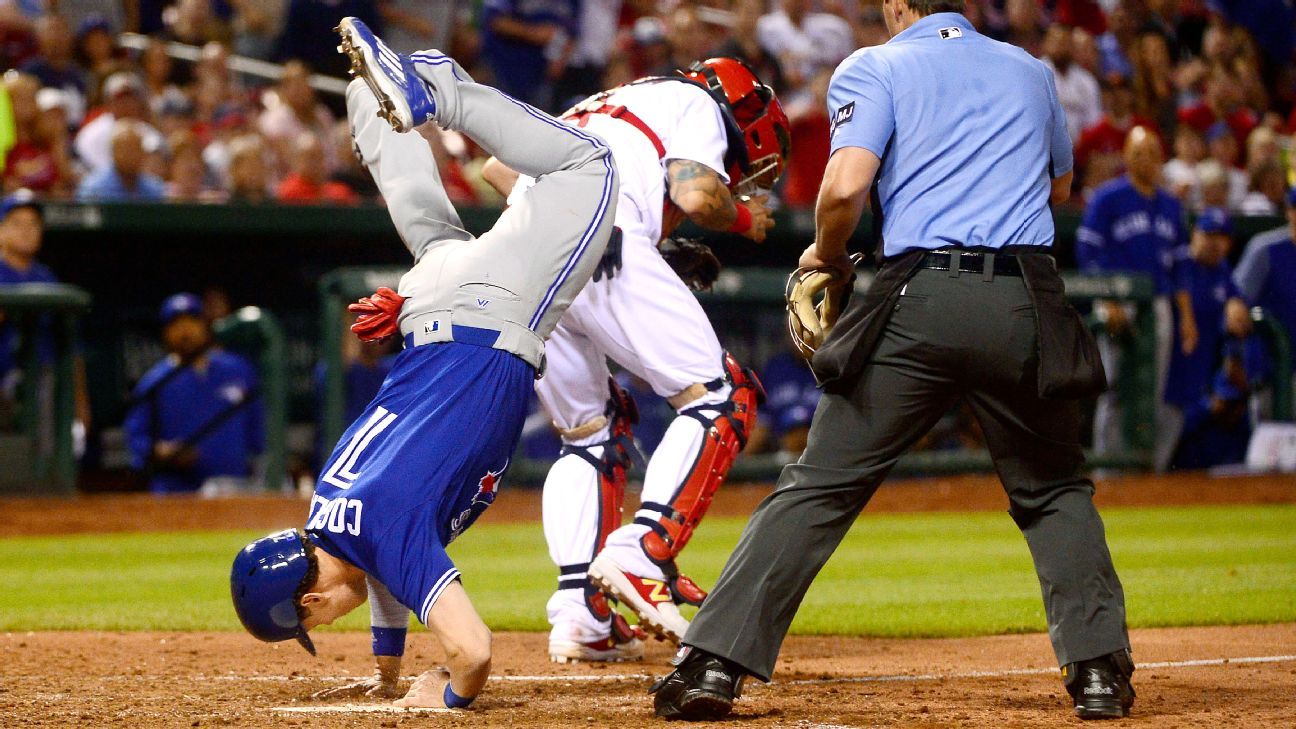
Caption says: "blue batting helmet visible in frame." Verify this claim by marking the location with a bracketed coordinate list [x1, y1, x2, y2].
[230, 529, 318, 655]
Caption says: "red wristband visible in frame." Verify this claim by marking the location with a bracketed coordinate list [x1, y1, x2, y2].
[727, 204, 753, 234]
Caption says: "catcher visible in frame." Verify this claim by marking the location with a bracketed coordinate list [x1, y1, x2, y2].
[481, 58, 788, 662]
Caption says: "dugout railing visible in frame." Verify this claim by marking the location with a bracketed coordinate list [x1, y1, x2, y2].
[0, 283, 91, 494]
[317, 267, 1216, 484]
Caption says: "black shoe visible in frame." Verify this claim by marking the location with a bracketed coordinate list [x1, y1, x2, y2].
[1064, 650, 1135, 720]
[650, 646, 745, 721]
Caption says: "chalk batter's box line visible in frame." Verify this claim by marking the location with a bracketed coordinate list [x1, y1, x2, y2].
[243, 653, 1296, 692]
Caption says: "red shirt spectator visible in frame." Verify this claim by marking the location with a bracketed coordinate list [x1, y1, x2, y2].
[275, 174, 358, 204]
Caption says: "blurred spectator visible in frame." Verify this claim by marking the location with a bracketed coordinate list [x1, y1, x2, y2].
[3, 73, 74, 197]
[274, 132, 357, 204]
[751, 348, 819, 461]
[124, 292, 264, 495]
[1130, 29, 1174, 133]
[76, 120, 168, 201]
[756, 0, 853, 101]
[1076, 127, 1182, 466]
[480, 0, 577, 110]
[328, 119, 377, 199]
[712, 0, 786, 97]
[225, 133, 271, 202]
[1095, 2, 1137, 82]
[1164, 208, 1250, 460]
[275, 0, 383, 78]
[664, 6, 714, 78]
[781, 69, 830, 209]
[0, 1, 38, 69]
[553, 0, 620, 108]
[166, 130, 223, 202]
[140, 37, 188, 119]
[1171, 336, 1266, 470]
[1243, 126, 1279, 170]
[158, 0, 233, 47]
[1041, 23, 1101, 144]
[1204, 122, 1247, 209]
[1163, 124, 1206, 203]
[229, 0, 288, 59]
[380, 0, 465, 54]
[74, 15, 130, 106]
[19, 14, 87, 125]
[1195, 159, 1230, 212]
[0, 191, 55, 407]
[1075, 78, 1157, 193]
[1234, 188, 1296, 359]
[1177, 67, 1259, 149]
[73, 72, 163, 175]
[628, 16, 671, 78]
[124, 0, 170, 35]
[257, 60, 337, 177]
[1239, 159, 1285, 216]
[1002, 0, 1046, 56]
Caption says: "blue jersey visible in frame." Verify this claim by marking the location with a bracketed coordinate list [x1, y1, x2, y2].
[1234, 227, 1296, 350]
[481, 0, 578, 103]
[123, 349, 264, 493]
[306, 342, 532, 626]
[827, 13, 1070, 256]
[1164, 250, 1240, 408]
[0, 259, 59, 385]
[1075, 176, 1183, 294]
[760, 352, 820, 436]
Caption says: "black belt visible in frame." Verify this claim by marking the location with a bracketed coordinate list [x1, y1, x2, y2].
[922, 250, 1023, 277]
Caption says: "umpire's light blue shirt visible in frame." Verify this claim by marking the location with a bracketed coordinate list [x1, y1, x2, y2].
[828, 13, 1072, 257]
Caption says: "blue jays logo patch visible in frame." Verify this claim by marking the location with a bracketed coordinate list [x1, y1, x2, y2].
[831, 101, 855, 137]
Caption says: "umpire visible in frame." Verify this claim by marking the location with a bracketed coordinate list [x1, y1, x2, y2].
[650, 0, 1135, 722]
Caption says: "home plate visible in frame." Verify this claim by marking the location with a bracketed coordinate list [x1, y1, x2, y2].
[271, 704, 456, 714]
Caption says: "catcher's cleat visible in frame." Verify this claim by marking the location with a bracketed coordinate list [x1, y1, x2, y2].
[335, 16, 436, 132]
[1064, 651, 1135, 720]
[650, 645, 745, 721]
[549, 634, 646, 664]
[589, 553, 690, 643]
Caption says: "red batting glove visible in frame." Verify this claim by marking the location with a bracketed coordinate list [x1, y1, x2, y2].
[347, 287, 407, 343]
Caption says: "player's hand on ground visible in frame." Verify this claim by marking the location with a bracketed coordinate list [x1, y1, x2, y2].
[311, 655, 402, 700]
[739, 193, 774, 243]
[797, 242, 854, 280]
[394, 668, 452, 708]
[348, 287, 407, 343]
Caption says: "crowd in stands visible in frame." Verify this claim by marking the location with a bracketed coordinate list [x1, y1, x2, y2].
[0, 0, 1286, 211]
[1, 0, 1295, 491]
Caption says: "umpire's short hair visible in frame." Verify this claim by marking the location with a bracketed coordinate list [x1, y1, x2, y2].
[905, 0, 967, 15]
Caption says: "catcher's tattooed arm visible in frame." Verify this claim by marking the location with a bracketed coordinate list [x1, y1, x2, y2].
[801, 147, 881, 276]
[666, 159, 773, 242]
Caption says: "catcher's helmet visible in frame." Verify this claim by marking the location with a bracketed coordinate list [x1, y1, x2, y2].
[679, 57, 790, 192]
[230, 529, 318, 655]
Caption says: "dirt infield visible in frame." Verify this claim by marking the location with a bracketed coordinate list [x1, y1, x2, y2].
[6, 471, 1296, 537]
[3, 625, 1293, 727]
[5, 473, 1295, 726]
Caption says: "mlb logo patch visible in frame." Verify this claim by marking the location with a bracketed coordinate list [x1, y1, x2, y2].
[831, 101, 855, 136]
[938, 27, 963, 39]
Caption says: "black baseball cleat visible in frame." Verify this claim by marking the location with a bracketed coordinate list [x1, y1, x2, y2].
[650, 646, 746, 721]
[1063, 650, 1136, 720]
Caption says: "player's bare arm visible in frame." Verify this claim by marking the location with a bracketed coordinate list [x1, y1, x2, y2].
[481, 156, 520, 198]
[395, 582, 492, 708]
[666, 159, 773, 242]
[802, 147, 880, 278]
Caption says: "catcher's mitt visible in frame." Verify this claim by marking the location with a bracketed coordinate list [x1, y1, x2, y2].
[785, 254, 863, 360]
[659, 237, 721, 292]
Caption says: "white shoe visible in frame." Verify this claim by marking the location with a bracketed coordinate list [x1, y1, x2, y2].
[589, 553, 690, 643]
[549, 634, 645, 664]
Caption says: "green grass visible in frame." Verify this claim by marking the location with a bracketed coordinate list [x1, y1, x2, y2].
[2, 504, 1293, 637]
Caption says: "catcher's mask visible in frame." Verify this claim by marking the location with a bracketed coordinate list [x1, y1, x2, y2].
[679, 57, 790, 194]
[230, 528, 318, 655]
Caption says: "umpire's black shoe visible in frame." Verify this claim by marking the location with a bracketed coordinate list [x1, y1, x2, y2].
[650, 646, 745, 721]
[1063, 650, 1136, 720]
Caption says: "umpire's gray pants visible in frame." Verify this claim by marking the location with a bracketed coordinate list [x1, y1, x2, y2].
[684, 268, 1130, 681]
